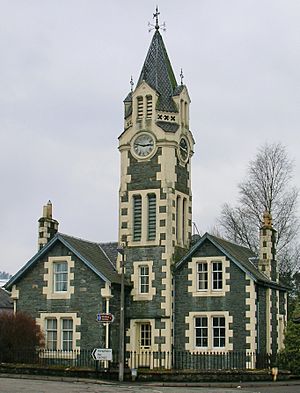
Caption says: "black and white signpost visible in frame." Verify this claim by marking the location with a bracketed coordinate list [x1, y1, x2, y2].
[92, 312, 114, 366]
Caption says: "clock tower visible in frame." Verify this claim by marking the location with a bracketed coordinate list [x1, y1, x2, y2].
[118, 11, 195, 358]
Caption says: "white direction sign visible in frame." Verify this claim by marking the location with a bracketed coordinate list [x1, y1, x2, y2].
[91, 348, 112, 361]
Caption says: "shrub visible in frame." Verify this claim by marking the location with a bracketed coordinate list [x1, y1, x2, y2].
[0, 311, 44, 363]
[277, 304, 300, 375]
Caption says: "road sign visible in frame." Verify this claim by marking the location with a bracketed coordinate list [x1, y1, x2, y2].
[91, 348, 112, 361]
[96, 313, 115, 323]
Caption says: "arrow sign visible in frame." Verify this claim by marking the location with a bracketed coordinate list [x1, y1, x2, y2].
[96, 313, 115, 323]
[91, 348, 112, 361]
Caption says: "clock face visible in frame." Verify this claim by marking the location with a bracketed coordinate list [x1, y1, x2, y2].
[179, 137, 189, 161]
[133, 133, 155, 158]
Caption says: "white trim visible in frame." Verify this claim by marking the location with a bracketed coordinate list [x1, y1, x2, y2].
[131, 260, 156, 301]
[185, 311, 233, 353]
[43, 256, 75, 300]
[188, 256, 230, 297]
[36, 312, 81, 357]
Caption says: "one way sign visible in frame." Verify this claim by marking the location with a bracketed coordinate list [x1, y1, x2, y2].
[91, 348, 112, 361]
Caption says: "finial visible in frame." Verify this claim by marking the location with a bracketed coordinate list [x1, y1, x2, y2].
[148, 6, 166, 32]
[154, 5, 160, 30]
[130, 76, 134, 92]
[180, 68, 184, 85]
[263, 211, 273, 228]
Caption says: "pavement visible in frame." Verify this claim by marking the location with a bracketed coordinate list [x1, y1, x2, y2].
[1, 372, 300, 388]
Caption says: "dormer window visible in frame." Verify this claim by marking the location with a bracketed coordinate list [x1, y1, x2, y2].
[137, 96, 143, 119]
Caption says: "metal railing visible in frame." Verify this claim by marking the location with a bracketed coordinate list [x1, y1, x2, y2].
[0, 349, 275, 371]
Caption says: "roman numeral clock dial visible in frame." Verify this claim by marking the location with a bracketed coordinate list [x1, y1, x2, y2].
[132, 133, 155, 158]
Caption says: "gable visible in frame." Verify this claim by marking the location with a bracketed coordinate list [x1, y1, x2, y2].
[175, 233, 264, 284]
[5, 234, 121, 290]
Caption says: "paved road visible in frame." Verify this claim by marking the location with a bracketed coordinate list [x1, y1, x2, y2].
[0, 377, 300, 393]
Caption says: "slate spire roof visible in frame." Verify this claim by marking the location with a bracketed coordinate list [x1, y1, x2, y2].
[137, 30, 179, 113]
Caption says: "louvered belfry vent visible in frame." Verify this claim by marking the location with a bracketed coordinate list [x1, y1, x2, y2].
[133, 195, 142, 241]
[148, 194, 156, 240]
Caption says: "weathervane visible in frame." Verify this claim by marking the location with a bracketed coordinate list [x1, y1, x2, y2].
[180, 68, 184, 85]
[130, 76, 134, 92]
[148, 6, 166, 32]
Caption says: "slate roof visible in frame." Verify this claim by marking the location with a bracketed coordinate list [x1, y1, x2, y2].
[175, 232, 287, 289]
[0, 287, 13, 310]
[156, 121, 179, 133]
[137, 30, 179, 113]
[5, 233, 122, 290]
[59, 234, 120, 284]
[123, 92, 132, 102]
[173, 85, 185, 96]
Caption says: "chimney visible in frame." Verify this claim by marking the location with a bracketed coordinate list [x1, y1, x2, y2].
[38, 201, 59, 250]
[258, 211, 278, 282]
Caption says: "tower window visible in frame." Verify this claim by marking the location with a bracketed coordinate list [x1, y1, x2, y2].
[137, 96, 143, 119]
[182, 198, 187, 244]
[146, 95, 152, 118]
[133, 195, 142, 241]
[139, 265, 149, 294]
[184, 101, 188, 126]
[176, 195, 181, 243]
[147, 193, 156, 240]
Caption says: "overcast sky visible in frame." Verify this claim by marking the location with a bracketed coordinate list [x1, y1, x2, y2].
[1, 0, 299, 275]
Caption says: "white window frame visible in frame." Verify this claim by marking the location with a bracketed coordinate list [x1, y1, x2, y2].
[131, 260, 156, 301]
[189, 256, 229, 297]
[186, 311, 233, 353]
[212, 316, 226, 348]
[53, 261, 68, 292]
[46, 318, 57, 350]
[61, 318, 73, 351]
[140, 322, 151, 349]
[194, 316, 208, 348]
[43, 256, 75, 300]
[37, 313, 81, 358]
[139, 265, 150, 294]
[194, 315, 226, 350]
[196, 262, 208, 291]
[196, 260, 223, 292]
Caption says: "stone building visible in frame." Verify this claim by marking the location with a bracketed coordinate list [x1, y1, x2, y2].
[5, 12, 287, 366]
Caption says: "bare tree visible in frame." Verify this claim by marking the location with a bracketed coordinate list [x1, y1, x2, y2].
[219, 143, 299, 274]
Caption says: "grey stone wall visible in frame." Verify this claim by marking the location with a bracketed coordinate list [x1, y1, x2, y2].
[127, 149, 162, 191]
[125, 245, 166, 320]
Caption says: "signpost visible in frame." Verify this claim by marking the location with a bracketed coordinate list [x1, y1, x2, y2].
[96, 313, 115, 323]
[91, 348, 112, 361]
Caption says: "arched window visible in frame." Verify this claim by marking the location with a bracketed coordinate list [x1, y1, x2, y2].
[133, 195, 142, 241]
[176, 195, 181, 243]
[182, 198, 187, 244]
[146, 95, 152, 118]
[184, 102, 188, 126]
[147, 193, 156, 240]
[137, 96, 143, 119]
[180, 99, 184, 125]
